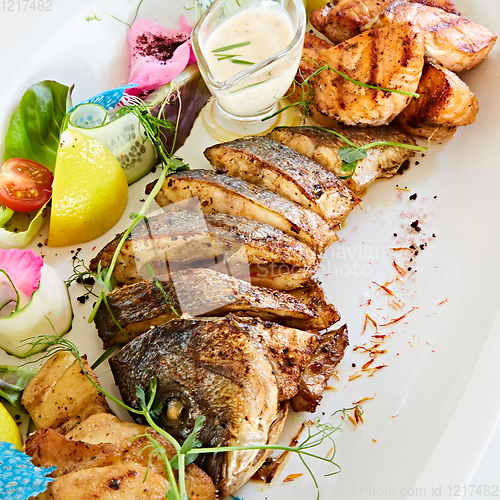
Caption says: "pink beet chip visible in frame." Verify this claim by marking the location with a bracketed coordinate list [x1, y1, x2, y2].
[127, 16, 194, 95]
[0, 249, 43, 297]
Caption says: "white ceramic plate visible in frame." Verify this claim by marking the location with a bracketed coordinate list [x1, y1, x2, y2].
[0, 1, 499, 499]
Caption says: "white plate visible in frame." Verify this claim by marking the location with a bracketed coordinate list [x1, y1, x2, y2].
[0, 1, 499, 499]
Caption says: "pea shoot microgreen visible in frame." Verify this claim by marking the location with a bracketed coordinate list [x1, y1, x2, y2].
[87, 97, 189, 325]
[22, 334, 360, 500]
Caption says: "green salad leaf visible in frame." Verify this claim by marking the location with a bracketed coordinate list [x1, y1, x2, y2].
[0, 364, 38, 410]
[4, 80, 71, 172]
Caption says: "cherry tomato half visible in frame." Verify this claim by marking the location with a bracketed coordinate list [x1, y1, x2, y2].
[0, 158, 53, 213]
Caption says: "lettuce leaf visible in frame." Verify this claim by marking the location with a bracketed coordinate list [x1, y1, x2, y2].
[0, 364, 38, 410]
[4, 80, 71, 173]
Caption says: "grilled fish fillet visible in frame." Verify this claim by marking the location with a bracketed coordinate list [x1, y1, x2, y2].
[269, 125, 416, 194]
[291, 325, 349, 413]
[366, 1, 497, 72]
[205, 136, 356, 228]
[396, 58, 479, 139]
[310, 0, 459, 44]
[149, 170, 338, 253]
[110, 314, 318, 496]
[287, 279, 341, 331]
[90, 211, 318, 290]
[313, 23, 424, 126]
[94, 268, 319, 348]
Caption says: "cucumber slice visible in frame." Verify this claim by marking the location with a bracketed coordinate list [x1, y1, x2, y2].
[0, 264, 73, 358]
[68, 103, 158, 184]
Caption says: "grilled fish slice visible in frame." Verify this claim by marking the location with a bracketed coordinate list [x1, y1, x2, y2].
[149, 170, 338, 253]
[291, 325, 349, 413]
[313, 23, 424, 126]
[90, 211, 318, 289]
[366, 1, 497, 72]
[396, 59, 479, 139]
[110, 315, 317, 496]
[310, 0, 459, 44]
[269, 125, 416, 194]
[287, 279, 341, 331]
[205, 136, 356, 228]
[94, 268, 318, 348]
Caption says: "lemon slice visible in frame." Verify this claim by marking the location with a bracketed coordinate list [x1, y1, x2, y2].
[48, 129, 128, 247]
[0, 401, 22, 449]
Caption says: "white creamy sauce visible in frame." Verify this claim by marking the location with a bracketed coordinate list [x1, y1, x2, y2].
[204, 5, 294, 82]
[201, 3, 302, 117]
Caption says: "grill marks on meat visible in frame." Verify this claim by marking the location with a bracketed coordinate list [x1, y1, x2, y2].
[312, 23, 425, 126]
[310, 0, 459, 44]
[94, 268, 320, 348]
[149, 169, 338, 253]
[291, 325, 349, 413]
[110, 314, 318, 496]
[366, 1, 497, 72]
[396, 58, 479, 139]
[269, 125, 417, 194]
[204, 136, 356, 228]
[90, 211, 318, 290]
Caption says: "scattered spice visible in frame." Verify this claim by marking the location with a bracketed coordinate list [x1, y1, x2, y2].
[283, 473, 303, 483]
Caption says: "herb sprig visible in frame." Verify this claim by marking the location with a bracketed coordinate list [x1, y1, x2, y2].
[22, 334, 359, 500]
[87, 97, 188, 324]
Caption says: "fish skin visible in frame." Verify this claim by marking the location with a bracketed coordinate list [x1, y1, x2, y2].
[94, 268, 319, 348]
[150, 169, 338, 253]
[90, 211, 318, 289]
[396, 58, 479, 140]
[291, 325, 349, 413]
[313, 23, 425, 126]
[269, 125, 416, 194]
[110, 314, 317, 496]
[205, 136, 356, 228]
[310, 0, 459, 44]
[366, 1, 497, 72]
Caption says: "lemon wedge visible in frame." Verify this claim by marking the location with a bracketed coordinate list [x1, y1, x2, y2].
[48, 129, 128, 247]
[0, 401, 22, 449]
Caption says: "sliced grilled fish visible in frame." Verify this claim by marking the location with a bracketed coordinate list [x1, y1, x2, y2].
[287, 279, 341, 331]
[205, 136, 356, 228]
[310, 0, 459, 44]
[90, 211, 318, 289]
[313, 23, 425, 126]
[396, 59, 479, 140]
[366, 1, 497, 72]
[149, 170, 338, 253]
[94, 268, 318, 348]
[110, 314, 318, 496]
[291, 325, 349, 413]
[269, 125, 416, 194]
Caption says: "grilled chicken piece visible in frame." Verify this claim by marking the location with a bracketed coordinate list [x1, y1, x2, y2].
[313, 23, 424, 126]
[310, 0, 459, 44]
[94, 268, 319, 348]
[110, 314, 318, 496]
[50, 463, 170, 500]
[149, 170, 337, 253]
[90, 211, 318, 290]
[205, 136, 356, 228]
[287, 279, 341, 331]
[291, 325, 349, 413]
[396, 59, 479, 139]
[366, 1, 497, 72]
[269, 125, 416, 194]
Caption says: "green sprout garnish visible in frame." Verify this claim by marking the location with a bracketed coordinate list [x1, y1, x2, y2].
[22, 334, 360, 500]
[213, 41, 251, 52]
[0, 269, 20, 313]
[213, 42, 254, 65]
[87, 97, 188, 325]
